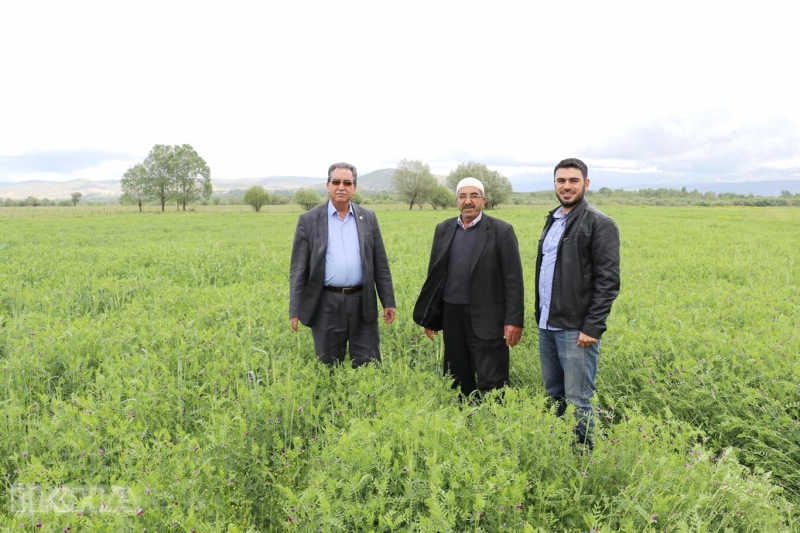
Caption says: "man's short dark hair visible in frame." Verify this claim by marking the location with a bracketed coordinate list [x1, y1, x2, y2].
[554, 158, 588, 180]
[327, 162, 358, 184]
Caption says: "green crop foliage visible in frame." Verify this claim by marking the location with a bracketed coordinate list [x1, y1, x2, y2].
[0, 205, 798, 532]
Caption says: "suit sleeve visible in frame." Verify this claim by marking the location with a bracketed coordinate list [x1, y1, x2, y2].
[500, 224, 525, 328]
[371, 214, 396, 309]
[289, 215, 310, 318]
[582, 217, 620, 339]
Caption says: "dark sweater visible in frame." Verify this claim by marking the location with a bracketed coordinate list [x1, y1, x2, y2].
[442, 221, 479, 305]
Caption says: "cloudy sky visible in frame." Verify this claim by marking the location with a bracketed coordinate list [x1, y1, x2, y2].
[1, 1, 799, 183]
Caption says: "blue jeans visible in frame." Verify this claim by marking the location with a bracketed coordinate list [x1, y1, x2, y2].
[538, 329, 599, 438]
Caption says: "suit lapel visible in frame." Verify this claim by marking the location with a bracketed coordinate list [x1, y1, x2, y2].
[317, 202, 328, 248]
[353, 204, 367, 266]
[436, 220, 458, 268]
[470, 216, 489, 275]
[313, 203, 329, 278]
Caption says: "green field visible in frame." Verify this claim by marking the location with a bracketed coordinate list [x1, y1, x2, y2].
[1, 204, 799, 532]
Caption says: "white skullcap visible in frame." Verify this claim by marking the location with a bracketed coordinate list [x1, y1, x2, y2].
[456, 177, 484, 195]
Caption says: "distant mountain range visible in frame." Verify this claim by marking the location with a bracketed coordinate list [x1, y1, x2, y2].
[211, 168, 399, 194]
[0, 169, 401, 201]
[2, 167, 799, 201]
[0, 178, 122, 201]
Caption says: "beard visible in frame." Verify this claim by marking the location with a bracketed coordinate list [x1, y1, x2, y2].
[558, 187, 586, 209]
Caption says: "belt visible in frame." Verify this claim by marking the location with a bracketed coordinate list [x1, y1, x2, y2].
[324, 285, 363, 294]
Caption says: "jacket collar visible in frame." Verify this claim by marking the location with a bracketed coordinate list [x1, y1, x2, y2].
[457, 211, 483, 229]
[548, 198, 588, 219]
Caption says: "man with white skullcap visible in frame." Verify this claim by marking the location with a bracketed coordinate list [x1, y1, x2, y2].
[413, 177, 524, 398]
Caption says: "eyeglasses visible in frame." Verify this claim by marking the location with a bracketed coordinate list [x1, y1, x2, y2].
[457, 193, 483, 200]
[330, 179, 354, 187]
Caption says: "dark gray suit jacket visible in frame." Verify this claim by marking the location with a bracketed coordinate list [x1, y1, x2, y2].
[289, 201, 396, 327]
[413, 214, 524, 339]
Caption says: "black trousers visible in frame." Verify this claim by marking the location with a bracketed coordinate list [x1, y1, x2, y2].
[442, 302, 509, 396]
[311, 289, 380, 367]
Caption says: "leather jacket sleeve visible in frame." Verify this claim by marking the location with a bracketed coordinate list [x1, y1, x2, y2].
[581, 216, 620, 339]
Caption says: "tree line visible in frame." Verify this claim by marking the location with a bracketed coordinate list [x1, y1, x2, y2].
[2, 192, 83, 207]
[121, 144, 211, 211]
[510, 187, 800, 207]
[240, 186, 330, 212]
[390, 159, 513, 210]
[241, 159, 516, 213]
[5, 151, 799, 210]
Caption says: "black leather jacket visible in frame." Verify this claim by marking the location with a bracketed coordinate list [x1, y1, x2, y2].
[534, 199, 620, 339]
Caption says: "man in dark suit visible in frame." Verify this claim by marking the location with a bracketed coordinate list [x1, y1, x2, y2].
[413, 177, 524, 396]
[289, 162, 396, 367]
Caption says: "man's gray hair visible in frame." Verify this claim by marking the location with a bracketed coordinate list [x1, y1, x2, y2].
[327, 162, 358, 184]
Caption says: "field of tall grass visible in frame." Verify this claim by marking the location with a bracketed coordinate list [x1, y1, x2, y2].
[1, 204, 798, 531]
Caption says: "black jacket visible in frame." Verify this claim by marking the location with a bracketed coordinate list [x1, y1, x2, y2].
[534, 199, 620, 339]
[414, 214, 524, 339]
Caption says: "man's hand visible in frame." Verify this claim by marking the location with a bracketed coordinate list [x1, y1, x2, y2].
[383, 307, 396, 324]
[577, 332, 598, 347]
[290, 317, 299, 332]
[424, 328, 439, 341]
[504, 325, 522, 347]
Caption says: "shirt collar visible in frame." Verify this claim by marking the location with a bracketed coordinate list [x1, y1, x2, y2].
[553, 207, 569, 220]
[457, 211, 483, 229]
[328, 200, 354, 218]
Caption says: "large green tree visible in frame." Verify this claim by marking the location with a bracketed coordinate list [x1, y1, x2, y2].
[391, 159, 438, 210]
[446, 161, 514, 209]
[172, 144, 212, 211]
[121, 163, 148, 212]
[139, 144, 212, 211]
[293, 188, 322, 211]
[142, 144, 175, 211]
[70, 192, 82, 206]
[429, 184, 455, 210]
[243, 185, 270, 212]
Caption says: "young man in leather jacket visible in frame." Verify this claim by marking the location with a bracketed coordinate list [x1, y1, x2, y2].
[535, 158, 620, 450]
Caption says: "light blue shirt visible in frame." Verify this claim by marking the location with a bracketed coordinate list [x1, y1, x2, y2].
[538, 208, 570, 330]
[325, 200, 363, 287]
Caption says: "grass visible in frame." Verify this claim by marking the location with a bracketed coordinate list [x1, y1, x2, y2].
[0, 204, 798, 531]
